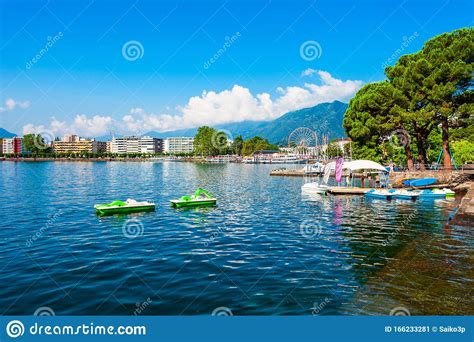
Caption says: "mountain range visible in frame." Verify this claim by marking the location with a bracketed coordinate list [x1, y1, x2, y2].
[143, 100, 348, 144]
[0, 128, 16, 138]
[0, 101, 349, 143]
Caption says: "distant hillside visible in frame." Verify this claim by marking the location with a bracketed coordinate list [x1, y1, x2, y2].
[145, 120, 266, 139]
[145, 101, 347, 144]
[246, 101, 348, 144]
[0, 128, 17, 138]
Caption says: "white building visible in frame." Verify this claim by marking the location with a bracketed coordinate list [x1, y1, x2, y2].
[139, 136, 161, 154]
[111, 136, 163, 154]
[164, 137, 194, 154]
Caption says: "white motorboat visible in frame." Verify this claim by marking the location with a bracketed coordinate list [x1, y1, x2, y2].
[301, 162, 331, 194]
[301, 182, 329, 194]
[304, 160, 325, 175]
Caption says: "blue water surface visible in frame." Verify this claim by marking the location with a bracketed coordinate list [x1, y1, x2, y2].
[0, 161, 471, 315]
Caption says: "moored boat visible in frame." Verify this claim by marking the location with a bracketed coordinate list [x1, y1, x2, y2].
[419, 188, 455, 199]
[94, 199, 155, 216]
[170, 188, 217, 208]
[301, 182, 329, 194]
[364, 189, 396, 200]
[404, 177, 437, 187]
[394, 189, 420, 200]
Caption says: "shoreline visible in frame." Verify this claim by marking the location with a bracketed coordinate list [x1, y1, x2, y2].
[0, 157, 171, 162]
[3, 157, 473, 225]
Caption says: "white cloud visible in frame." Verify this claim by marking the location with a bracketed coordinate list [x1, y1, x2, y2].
[301, 68, 318, 77]
[23, 115, 113, 137]
[1, 98, 30, 112]
[22, 71, 363, 137]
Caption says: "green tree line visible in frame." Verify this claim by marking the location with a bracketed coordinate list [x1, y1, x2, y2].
[344, 28, 473, 169]
[193, 126, 279, 156]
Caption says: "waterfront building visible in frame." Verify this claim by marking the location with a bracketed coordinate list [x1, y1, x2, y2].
[2, 137, 23, 154]
[139, 136, 163, 154]
[53, 136, 106, 154]
[62, 134, 79, 142]
[110, 136, 163, 154]
[164, 137, 194, 154]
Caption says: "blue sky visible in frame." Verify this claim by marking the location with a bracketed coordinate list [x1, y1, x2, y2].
[0, 0, 472, 137]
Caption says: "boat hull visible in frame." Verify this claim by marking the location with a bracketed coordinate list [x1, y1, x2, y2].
[394, 190, 420, 200]
[301, 183, 328, 194]
[395, 194, 419, 200]
[419, 189, 455, 199]
[408, 178, 437, 187]
[365, 193, 395, 200]
[364, 189, 396, 200]
[170, 199, 217, 208]
[95, 205, 156, 216]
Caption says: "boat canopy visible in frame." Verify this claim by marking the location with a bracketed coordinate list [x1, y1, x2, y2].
[322, 160, 387, 172]
[343, 160, 388, 173]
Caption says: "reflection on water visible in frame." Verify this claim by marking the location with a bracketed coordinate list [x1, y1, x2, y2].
[0, 162, 472, 315]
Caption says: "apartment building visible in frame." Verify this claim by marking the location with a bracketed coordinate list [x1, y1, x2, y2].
[53, 136, 106, 153]
[110, 136, 163, 154]
[2, 137, 23, 154]
[164, 137, 194, 154]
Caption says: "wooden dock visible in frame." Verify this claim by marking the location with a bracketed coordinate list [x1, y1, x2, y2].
[270, 168, 305, 176]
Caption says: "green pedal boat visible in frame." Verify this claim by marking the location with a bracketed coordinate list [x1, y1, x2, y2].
[170, 188, 217, 208]
[95, 199, 155, 216]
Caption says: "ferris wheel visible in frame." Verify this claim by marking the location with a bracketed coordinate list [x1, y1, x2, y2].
[288, 127, 318, 155]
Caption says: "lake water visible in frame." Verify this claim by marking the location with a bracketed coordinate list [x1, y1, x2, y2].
[0, 161, 472, 315]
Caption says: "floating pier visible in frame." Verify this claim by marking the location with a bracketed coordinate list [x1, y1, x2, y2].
[270, 168, 305, 176]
